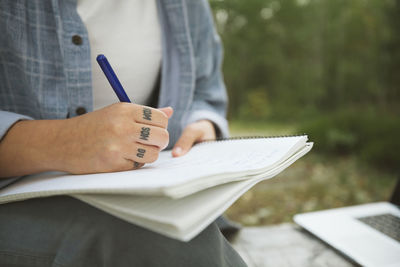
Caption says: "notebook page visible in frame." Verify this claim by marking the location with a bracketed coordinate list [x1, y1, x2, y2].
[75, 143, 313, 241]
[0, 136, 307, 201]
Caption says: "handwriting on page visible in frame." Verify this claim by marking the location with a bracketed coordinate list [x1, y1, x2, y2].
[134, 138, 303, 187]
[154, 142, 280, 173]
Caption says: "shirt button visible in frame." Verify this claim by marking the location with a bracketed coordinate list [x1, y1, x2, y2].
[72, 35, 83, 45]
[76, 107, 87, 115]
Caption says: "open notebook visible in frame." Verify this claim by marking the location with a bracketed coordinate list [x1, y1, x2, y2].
[0, 135, 313, 241]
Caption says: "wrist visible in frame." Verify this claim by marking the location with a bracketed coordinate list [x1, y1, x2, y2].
[18, 119, 70, 173]
[0, 119, 73, 177]
[39, 119, 73, 172]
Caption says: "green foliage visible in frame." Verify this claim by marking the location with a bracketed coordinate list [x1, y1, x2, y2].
[210, 0, 400, 168]
[210, 0, 400, 120]
[238, 90, 271, 120]
[299, 110, 400, 170]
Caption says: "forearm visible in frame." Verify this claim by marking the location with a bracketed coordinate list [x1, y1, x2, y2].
[0, 119, 68, 178]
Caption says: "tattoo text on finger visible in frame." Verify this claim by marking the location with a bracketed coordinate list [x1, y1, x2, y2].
[137, 148, 146, 158]
[134, 161, 140, 168]
[140, 127, 150, 141]
[143, 108, 152, 121]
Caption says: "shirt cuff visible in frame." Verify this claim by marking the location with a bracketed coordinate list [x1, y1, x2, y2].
[185, 110, 229, 138]
[0, 111, 33, 141]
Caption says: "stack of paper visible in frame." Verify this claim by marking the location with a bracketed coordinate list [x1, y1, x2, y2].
[0, 136, 312, 241]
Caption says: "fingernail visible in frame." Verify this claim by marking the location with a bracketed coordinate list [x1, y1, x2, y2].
[174, 147, 182, 155]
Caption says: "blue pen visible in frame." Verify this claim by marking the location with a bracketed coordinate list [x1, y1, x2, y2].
[96, 54, 131, 103]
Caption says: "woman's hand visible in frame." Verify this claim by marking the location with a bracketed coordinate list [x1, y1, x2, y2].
[61, 103, 173, 173]
[172, 120, 216, 157]
[0, 103, 173, 177]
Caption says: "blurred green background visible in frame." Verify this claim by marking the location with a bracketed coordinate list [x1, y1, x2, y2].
[209, 0, 400, 226]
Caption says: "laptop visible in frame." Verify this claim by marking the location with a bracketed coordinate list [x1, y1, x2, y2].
[294, 178, 400, 267]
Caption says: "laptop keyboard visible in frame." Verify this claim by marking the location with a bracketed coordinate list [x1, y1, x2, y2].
[358, 213, 400, 242]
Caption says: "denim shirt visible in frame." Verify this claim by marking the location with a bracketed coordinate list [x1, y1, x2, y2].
[0, 0, 229, 149]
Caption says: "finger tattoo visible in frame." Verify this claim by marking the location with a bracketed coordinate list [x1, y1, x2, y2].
[133, 161, 141, 168]
[136, 148, 146, 158]
[143, 108, 152, 121]
[140, 127, 150, 141]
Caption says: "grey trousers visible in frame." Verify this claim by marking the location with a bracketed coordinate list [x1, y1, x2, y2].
[0, 196, 247, 267]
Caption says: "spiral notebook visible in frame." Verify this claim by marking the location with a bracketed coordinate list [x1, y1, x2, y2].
[0, 135, 313, 241]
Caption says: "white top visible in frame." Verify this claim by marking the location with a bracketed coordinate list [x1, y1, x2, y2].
[77, 0, 162, 109]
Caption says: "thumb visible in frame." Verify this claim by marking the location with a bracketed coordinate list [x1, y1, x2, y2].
[172, 127, 202, 157]
[158, 107, 173, 119]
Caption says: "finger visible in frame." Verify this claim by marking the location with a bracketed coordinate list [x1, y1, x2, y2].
[133, 123, 169, 149]
[100, 158, 145, 173]
[172, 126, 203, 157]
[158, 107, 173, 119]
[127, 143, 160, 164]
[132, 105, 170, 128]
[132, 161, 145, 170]
[120, 160, 145, 171]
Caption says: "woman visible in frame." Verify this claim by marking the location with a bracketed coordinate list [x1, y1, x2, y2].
[0, 0, 247, 266]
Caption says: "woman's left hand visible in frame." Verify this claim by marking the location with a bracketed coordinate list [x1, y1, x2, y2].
[172, 120, 216, 157]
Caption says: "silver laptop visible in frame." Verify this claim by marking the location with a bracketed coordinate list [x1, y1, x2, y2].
[294, 179, 400, 267]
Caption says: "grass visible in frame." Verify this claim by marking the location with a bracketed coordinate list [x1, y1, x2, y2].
[224, 120, 398, 226]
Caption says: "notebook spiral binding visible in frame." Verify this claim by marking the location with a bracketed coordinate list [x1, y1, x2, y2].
[198, 134, 307, 145]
